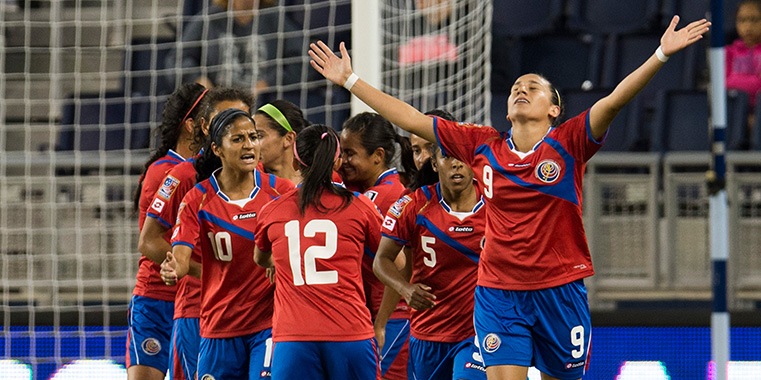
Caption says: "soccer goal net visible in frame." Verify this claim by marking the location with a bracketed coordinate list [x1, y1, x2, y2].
[0, 0, 491, 379]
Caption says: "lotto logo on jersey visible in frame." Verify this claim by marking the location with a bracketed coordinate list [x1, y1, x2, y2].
[141, 337, 161, 355]
[566, 361, 585, 369]
[383, 215, 397, 231]
[535, 159, 561, 183]
[364, 190, 378, 201]
[449, 226, 474, 233]
[483, 333, 501, 353]
[233, 212, 256, 221]
[151, 198, 165, 213]
[158, 176, 180, 200]
[389, 195, 412, 217]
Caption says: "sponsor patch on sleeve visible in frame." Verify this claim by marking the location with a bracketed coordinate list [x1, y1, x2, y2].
[382, 215, 397, 231]
[151, 198, 165, 213]
[158, 176, 180, 200]
[363, 190, 378, 201]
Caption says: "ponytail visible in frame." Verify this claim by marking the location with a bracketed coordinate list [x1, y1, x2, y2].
[295, 124, 353, 214]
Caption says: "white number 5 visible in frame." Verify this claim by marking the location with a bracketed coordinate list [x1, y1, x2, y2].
[421, 236, 436, 268]
[285, 220, 338, 286]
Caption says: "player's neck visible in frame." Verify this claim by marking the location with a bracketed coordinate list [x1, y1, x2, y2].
[363, 166, 388, 190]
[174, 137, 195, 160]
[510, 121, 551, 153]
[441, 182, 478, 212]
[267, 160, 302, 185]
[216, 167, 256, 199]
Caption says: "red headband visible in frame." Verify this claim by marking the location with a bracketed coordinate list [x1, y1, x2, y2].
[179, 88, 209, 129]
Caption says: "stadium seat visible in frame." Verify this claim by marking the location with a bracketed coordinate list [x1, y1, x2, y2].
[506, 34, 603, 91]
[651, 90, 749, 152]
[661, 0, 709, 28]
[567, 0, 661, 35]
[128, 38, 174, 96]
[283, 0, 351, 46]
[562, 89, 642, 151]
[492, 0, 563, 37]
[56, 92, 153, 151]
[726, 90, 751, 151]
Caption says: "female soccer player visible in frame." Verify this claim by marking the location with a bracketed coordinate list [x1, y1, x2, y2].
[161, 108, 293, 380]
[309, 15, 710, 380]
[254, 124, 382, 380]
[339, 112, 414, 380]
[128, 82, 207, 380]
[138, 87, 254, 380]
[254, 99, 311, 184]
[374, 145, 487, 380]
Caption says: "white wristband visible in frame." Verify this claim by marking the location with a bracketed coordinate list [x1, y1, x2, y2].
[343, 73, 359, 91]
[655, 46, 669, 63]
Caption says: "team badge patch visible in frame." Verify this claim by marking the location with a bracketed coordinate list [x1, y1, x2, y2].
[483, 333, 501, 353]
[158, 176, 180, 200]
[383, 215, 397, 231]
[389, 195, 412, 217]
[535, 159, 561, 183]
[200, 375, 216, 380]
[364, 190, 378, 201]
[141, 337, 161, 355]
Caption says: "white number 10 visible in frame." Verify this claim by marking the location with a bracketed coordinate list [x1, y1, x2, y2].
[284, 219, 338, 286]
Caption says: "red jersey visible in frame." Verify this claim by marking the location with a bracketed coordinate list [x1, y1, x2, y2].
[255, 188, 382, 342]
[146, 155, 202, 319]
[433, 112, 599, 291]
[172, 169, 293, 338]
[382, 183, 484, 342]
[361, 169, 408, 319]
[133, 150, 185, 301]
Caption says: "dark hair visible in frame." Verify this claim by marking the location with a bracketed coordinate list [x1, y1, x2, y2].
[195, 108, 256, 182]
[738, 0, 761, 16]
[409, 109, 452, 189]
[132, 82, 207, 212]
[295, 124, 354, 214]
[191, 86, 255, 152]
[255, 99, 311, 136]
[341, 112, 415, 175]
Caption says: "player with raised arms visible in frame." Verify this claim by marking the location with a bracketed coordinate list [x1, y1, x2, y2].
[127, 82, 207, 380]
[309, 15, 710, 380]
[254, 124, 383, 380]
[374, 143, 487, 380]
[138, 86, 254, 380]
[161, 108, 293, 380]
[338, 112, 414, 380]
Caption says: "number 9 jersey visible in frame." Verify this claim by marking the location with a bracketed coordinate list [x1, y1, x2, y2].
[172, 169, 294, 338]
[254, 188, 383, 342]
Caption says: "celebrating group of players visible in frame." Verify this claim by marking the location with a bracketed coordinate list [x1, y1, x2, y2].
[125, 14, 710, 380]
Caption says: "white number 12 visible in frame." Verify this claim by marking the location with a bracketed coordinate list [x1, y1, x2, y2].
[284, 219, 338, 286]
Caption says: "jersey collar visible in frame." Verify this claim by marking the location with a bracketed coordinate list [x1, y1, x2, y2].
[505, 126, 554, 159]
[209, 168, 261, 203]
[374, 168, 398, 187]
[167, 149, 185, 161]
[436, 183, 485, 215]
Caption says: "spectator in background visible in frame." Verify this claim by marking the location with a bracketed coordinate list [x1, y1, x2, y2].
[727, 0, 761, 145]
[167, 0, 303, 96]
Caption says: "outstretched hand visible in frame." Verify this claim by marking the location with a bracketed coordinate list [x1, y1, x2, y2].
[161, 251, 178, 286]
[401, 283, 437, 311]
[660, 16, 711, 56]
[309, 41, 354, 88]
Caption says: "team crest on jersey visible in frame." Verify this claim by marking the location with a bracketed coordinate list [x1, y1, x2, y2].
[141, 337, 161, 355]
[535, 159, 561, 183]
[483, 333, 501, 353]
[158, 176, 180, 200]
[200, 375, 216, 380]
[364, 190, 378, 201]
[233, 212, 256, 221]
[151, 198, 165, 213]
[383, 215, 397, 231]
[449, 226, 474, 233]
[389, 195, 412, 217]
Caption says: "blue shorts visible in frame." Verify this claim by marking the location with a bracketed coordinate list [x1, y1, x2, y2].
[380, 318, 410, 377]
[197, 328, 273, 380]
[473, 282, 591, 380]
[168, 318, 200, 380]
[271, 339, 379, 380]
[126, 295, 174, 371]
[408, 336, 486, 380]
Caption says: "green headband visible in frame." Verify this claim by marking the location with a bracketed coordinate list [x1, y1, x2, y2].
[257, 103, 293, 132]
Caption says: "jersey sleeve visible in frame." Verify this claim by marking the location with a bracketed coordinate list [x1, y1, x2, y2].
[557, 109, 603, 162]
[254, 200, 275, 253]
[433, 117, 501, 165]
[381, 194, 415, 247]
[172, 189, 202, 250]
[357, 194, 383, 254]
[147, 171, 195, 228]
[269, 174, 295, 198]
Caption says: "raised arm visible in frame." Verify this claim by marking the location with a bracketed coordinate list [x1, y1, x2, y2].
[589, 16, 711, 139]
[309, 41, 436, 142]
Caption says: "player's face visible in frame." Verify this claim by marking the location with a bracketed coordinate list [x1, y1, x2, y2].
[339, 129, 381, 186]
[410, 133, 434, 171]
[433, 150, 474, 193]
[254, 113, 292, 170]
[506, 74, 559, 125]
[737, 3, 761, 47]
[214, 117, 261, 173]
